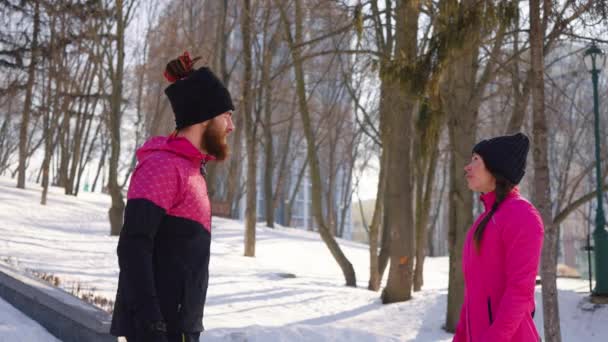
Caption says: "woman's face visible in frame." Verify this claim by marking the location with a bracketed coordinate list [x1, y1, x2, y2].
[464, 153, 496, 193]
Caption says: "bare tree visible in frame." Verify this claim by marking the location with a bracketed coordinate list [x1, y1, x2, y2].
[530, 0, 560, 339]
[105, 0, 137, 236]
[277, 0, 357, 286]
[261, 7, 281, 228]
[16, 1, 40, 189]
[242, 0, 257, 257]
[438, 0, 509, 330]
[41, 10, 62, 205]
[380, 0, 418, 304]
[413, 97, 444, 292]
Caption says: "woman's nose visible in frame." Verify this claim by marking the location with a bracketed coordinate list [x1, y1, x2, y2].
[226, 116, 234, 133]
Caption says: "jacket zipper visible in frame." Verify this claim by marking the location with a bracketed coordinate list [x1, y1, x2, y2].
[487, 297, 493, 325]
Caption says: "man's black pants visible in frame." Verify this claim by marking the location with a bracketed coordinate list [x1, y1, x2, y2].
[125, 332, 201, 342]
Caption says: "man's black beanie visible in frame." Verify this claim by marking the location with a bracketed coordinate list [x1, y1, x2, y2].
[472, 133, 530, 185]
[164, 67, 234, 130]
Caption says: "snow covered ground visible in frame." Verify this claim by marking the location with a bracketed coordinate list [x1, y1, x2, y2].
[0, 296, 60, 342]
[0, 176, 606, 341]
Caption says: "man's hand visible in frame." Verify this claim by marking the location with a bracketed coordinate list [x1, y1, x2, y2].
[136, 320, 169, 342]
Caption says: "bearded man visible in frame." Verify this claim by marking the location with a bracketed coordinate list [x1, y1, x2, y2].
[111, 52, 234, 342]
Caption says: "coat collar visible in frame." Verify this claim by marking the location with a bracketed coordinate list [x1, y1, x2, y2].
[480, 186, 520, 211]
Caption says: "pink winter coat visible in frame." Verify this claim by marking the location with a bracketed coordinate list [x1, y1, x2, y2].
[453, 187, 544, 342]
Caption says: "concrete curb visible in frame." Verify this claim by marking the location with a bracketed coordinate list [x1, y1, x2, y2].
[0, 262, 116, 342]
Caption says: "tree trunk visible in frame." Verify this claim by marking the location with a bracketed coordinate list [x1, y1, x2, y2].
[285, 156, 308, 226]
[272, 114, 295, 223]
[337, 149, 356, 238]
[381, 0, 418, 304]
[17, 1, 40, 189]
[263, 111, 274, 227]
[41, 112, 53, 205]
[41, 28, 64, 204]
[279, 0, 356, 286]
[444, 118, 475, 331]
[42, 19, 57, 205]
[530, 0, 561, 340]
[378, 216, 391, 282]
[68, 62, 99, 195]
[242, 0, 256, 257]
[75, 120, 102, 196]
[0, 99, 16, 175]
[327, 135, 338, 236]
[427, 158, 448, 257]
[262, 27, 278, 228]
[414, 133, 441, 292]
[505, 1, 532, 135]
[225, 112, 244, 217]
[92, 138, 109, 193]
[108, 0, 126, 236]
[368, 144, 386, 291]
[210, 0, 240, 214]
[440, 0, 485, 330]
[57, 112, 70, 188]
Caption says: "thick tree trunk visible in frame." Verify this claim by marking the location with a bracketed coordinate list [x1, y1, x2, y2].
[530, 0, 561, 340]
[17, 2, 40, 189]
[381, 0, 418, 304]
[444, 118, 476, 331]
[440, 0, 487, 330]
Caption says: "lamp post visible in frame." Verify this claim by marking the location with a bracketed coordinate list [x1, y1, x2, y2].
[584, 41, 608, 297]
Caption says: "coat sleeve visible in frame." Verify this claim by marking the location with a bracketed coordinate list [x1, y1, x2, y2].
[116, 157, 181, 324]
[481, 203, 544, 342]
[453, 301, 468, 342]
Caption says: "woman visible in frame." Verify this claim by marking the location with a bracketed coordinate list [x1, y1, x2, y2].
[454, 133, 543, 342]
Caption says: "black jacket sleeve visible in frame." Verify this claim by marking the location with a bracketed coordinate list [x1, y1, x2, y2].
[117, 198, 167, 323]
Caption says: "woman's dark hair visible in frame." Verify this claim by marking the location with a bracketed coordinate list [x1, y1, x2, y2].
[474, 173, 514, 250]
[164, 51, 201, 83]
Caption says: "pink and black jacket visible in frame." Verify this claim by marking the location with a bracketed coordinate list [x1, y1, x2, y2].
[453, 188, 544, 342]
[111, 135, 215, 337]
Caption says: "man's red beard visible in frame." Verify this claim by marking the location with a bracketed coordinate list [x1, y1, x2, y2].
[202, 121, 229, 161]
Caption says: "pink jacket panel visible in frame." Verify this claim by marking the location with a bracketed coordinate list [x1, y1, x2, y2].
[454, 188, 543, 342]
